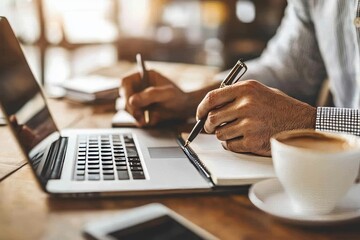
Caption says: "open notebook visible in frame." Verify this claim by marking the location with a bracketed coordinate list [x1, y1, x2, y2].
[181, 133, 275, 186]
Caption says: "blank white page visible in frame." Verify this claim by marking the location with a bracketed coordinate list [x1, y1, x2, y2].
[182, 133, 275, 186]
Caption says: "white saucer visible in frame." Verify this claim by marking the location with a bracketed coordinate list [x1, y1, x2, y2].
[249, 178, 360, 225]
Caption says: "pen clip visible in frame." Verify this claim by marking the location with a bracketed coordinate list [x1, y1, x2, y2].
[220, 60, 247, 88]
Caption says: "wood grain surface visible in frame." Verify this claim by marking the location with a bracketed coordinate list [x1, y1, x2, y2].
[1, 63, 360, 240]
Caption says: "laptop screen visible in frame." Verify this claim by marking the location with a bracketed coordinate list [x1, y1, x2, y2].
[0, 17, 58, 156]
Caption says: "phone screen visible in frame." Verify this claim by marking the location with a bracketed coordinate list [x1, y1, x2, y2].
[107, 215, 206, 240]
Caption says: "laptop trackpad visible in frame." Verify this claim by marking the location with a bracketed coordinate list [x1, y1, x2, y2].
[148, 147, 185, 158]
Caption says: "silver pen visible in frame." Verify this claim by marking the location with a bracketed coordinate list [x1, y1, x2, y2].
[184, 60, 248, 147]
[136, 53, 150, 124]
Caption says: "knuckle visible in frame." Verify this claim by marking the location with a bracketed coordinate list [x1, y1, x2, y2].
[238, 100, 252, 113]
[205, 91, 217, 106]
[146, 86, 156, 93]
[246, 79, 260, 86]
[215, 129, 225, 140]
[207, 111, 218, 125]
[242, 80, 260, 91]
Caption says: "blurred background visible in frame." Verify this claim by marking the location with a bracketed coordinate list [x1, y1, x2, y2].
[0, 0, 286, 87]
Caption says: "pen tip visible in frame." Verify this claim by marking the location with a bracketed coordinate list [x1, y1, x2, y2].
[183, 140, 190, 148]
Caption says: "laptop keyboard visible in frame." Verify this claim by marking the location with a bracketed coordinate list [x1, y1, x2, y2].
[74, 134, 146, 181]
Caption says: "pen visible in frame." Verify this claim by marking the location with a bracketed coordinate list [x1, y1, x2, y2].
[183, 60, 247, 147]
[136, 53, 150, 124]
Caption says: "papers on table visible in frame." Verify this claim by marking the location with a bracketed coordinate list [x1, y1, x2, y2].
[62, 75, 120, 103]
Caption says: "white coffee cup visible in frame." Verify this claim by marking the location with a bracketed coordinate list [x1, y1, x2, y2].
[270, 129, 360, 215]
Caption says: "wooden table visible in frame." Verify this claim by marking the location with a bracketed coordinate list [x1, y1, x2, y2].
[1, 64, 360, 240]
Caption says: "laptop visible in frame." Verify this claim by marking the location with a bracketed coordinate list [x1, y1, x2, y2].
[0, 17, 245, 196]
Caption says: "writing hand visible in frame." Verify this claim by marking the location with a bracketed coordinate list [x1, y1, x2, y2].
[196, 80, 316, 156]
[121, 70, 192, 127]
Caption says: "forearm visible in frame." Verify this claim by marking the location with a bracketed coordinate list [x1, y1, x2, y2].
[239, 1, 326, 105]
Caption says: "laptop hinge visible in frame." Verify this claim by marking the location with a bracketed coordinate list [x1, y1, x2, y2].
[41, 137, 68, 180]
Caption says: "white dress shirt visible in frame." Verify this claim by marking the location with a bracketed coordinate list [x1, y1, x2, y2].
[242, 0, 360, 135]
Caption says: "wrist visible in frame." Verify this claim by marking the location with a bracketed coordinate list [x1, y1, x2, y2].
[306, 105, 317, 129]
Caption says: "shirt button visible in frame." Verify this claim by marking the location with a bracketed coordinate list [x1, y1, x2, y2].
[354, 17, 360, 28]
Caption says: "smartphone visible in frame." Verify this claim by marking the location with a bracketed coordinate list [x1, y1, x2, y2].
[83, 203, 218, 240]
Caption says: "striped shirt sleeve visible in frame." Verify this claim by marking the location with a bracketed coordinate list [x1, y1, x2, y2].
[316, 107, 360, 136]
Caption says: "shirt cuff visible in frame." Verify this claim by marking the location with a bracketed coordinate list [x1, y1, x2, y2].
[315, 107, 360, 136]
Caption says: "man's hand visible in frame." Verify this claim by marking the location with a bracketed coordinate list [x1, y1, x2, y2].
[121, 70, 193, 127]
[197, 80, 317, 156]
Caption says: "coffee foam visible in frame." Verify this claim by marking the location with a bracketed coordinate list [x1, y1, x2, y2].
[275, 130, 354, 153]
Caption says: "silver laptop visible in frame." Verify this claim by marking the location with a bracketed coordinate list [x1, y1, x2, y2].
[0, 17, 242, 196]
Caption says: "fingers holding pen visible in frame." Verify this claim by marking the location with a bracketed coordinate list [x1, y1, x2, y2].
[129, 85, 173, 108]
[196, 85, 237, 120]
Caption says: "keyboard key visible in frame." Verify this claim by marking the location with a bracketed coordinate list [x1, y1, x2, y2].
[126, 148, 138, 157]
[75, 175, 85, 181]
[88, 160, 100, 165]
[117, 171, 129, 180]
[77, 165, 85, 170]
[88, 149, 99, 152]
[129, 162, 141, 166]
[88, 153, 100, 157]
[130, 166, 143, 171]
[115, 162, 127, 166]
[102, 161, 113, 165]
[124, 138, 133, 143]
[116, 166, 128, 171]
[125, 143, 136, 148]
[88, 165, 99, 170]
[88, 174, 100, 181]
[102, 162, 113, 165]
[115, 157, 126, 161]
[103, 170, 114, 174]
[102, 166, 114, 170]
[77, 170, 85, 175]
[132, 171, 145, 179]
[104, 175, 114, 180]
[114, 152, 125, 156]
[88, 170, 100, 174]
[101, 149, 112, 153]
